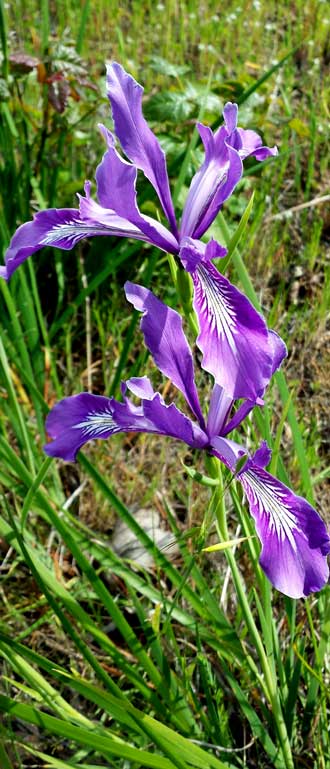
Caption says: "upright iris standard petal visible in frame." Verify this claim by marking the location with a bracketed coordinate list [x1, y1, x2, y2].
[44, 389, 208, 461]
[125, 282, 205, 425]
[106, 62, 178, 236]
[233, 128, 278, 161]
[239, 463, 330, 598]
[180, 124, 243, 240]
[180, 239, 273, 400]
[94, 126, 178, 254]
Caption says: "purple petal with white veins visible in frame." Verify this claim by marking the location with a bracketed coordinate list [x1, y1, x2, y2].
[0, 208, 106, 281]
[106, 62, 178, 236]
[95, 125, 178, 254]
[125, 282, 205, 426]
[239, 464, 330, 598]
[44, 389, 208, 462]
[180, 123, 243, 240]
[44, 393, 122, 461]
[210, 435, 247, 471]
[183, 246, 273, 400]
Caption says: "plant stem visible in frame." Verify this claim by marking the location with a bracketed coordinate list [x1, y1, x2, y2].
[206, 455, 294, 769]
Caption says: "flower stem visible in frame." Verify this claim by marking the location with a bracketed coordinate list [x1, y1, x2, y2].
[206, 455, 294, 769]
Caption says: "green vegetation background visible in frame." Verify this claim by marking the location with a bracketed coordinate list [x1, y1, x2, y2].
[0, 1, 329, 768]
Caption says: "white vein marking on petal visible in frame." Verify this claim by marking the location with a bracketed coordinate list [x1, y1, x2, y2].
[244, 469, 298, 548]
[196, 264, 237, 352]
[41, 220, 107, 246]
[73, 408, 119, 438]
[41, 220, 140, 247]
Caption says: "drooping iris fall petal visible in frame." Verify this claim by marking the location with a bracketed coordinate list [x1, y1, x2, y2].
[180, 238, 273, 401]
[239, 463, 330, 598]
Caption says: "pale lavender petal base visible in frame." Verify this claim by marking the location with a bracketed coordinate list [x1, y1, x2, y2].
[210, 435, 247, 471]
[239, 464, 330, 598]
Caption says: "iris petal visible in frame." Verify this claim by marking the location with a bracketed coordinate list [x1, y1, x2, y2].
[210, 435, 247, 470]
[0, 207, 138, 281]
[106, 62, 178, 236]
[239, 464, 330, 598]
[180, 241, 273, 400]
[125, 282, 205, 425]
[95, 126, 178, 254]
[180, 124, 243, 240]
[44, 390, 207, 461]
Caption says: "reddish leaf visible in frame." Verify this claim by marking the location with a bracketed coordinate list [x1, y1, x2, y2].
[48, 77, 70, 113]
[9, 52, 40, 74]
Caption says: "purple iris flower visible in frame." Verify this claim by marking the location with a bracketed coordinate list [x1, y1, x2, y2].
[1, 63, 278, 402]
[44, 283, 330, 599]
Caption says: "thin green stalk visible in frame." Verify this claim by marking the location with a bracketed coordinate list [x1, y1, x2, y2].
[0, 735, 14, 769]
[40, 0, 50, 54]
[0, 0, 8, 80]
[206, 456, 294, 769]
[26, 261, 62, 397]
[0, 338, 35, 475]
[0, 280, 45, 438]
[20, 456, 53, 530]
[76, 0, 91, 54]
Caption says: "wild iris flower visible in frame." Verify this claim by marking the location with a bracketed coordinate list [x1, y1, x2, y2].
[44, 284, 330, 599]
[0, 63, 278, 402]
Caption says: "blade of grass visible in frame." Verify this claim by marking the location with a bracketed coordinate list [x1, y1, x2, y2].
[218, 192, 255, 274]
[211, 44, 302, 131]
[0, 695, 183, 769]
[76, 0, 91, 55]
[0, 338, 35, 474]
[0, 508, 157, 704]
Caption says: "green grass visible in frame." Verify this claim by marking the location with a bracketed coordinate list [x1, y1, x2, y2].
[0, 1, 330, 768]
